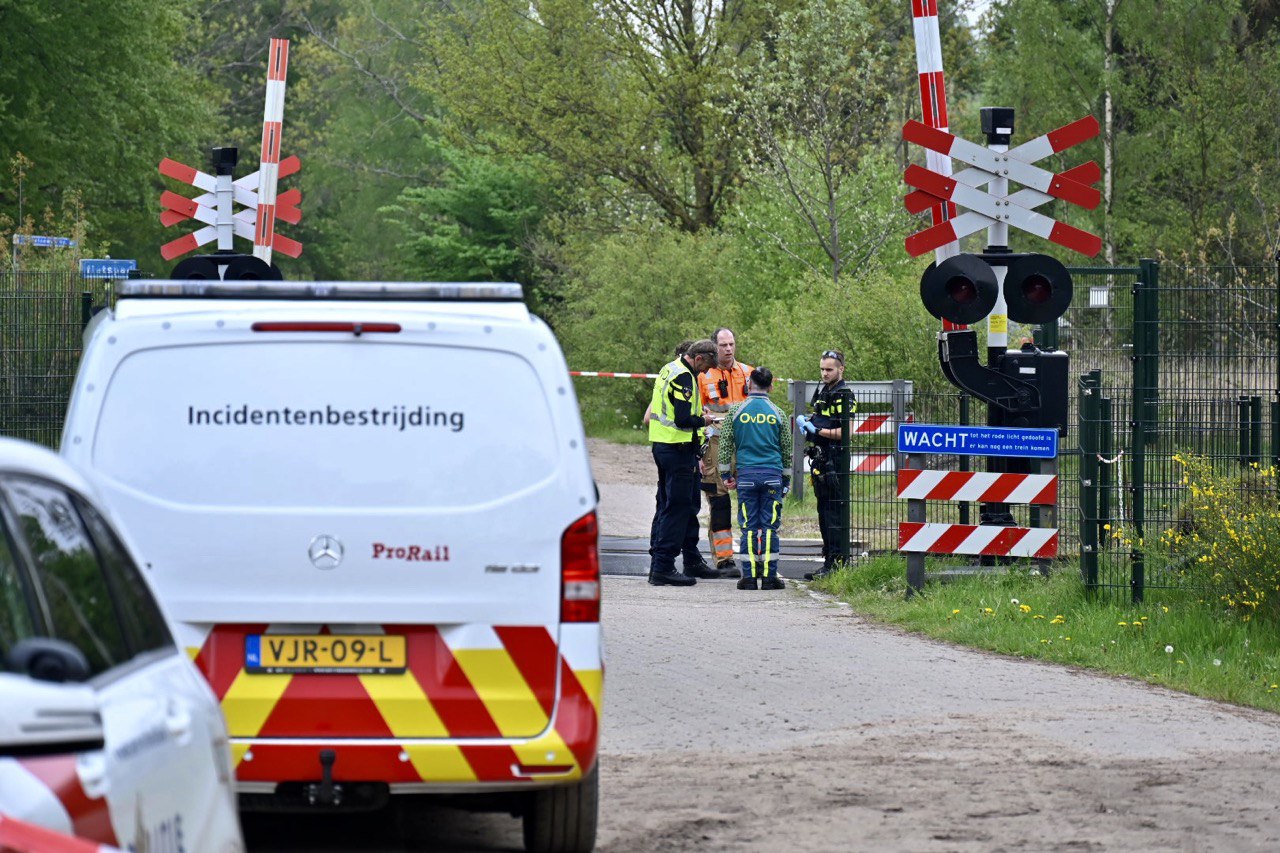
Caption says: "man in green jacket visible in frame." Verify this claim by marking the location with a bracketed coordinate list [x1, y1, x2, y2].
[718, 367, 792, 590]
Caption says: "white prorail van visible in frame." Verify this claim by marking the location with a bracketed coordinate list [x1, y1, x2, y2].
[61, 280, 602, 852]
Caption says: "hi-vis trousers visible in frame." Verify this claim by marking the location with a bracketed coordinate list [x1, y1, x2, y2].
[735, 470, 784, 579]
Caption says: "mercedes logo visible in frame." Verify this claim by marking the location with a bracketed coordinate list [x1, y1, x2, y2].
[308, 534, 344, 570]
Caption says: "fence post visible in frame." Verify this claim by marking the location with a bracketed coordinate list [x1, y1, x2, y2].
[958, 394, 971, 525]
[1079, 371, 1101, 592]
[1130, 262, 1155, 603]
[891, 379, 908, 474]
[80, 291, 92, 328]
[1239, 395, 1250, 467]
[1098, 393, 1114, 538]
[1140, 258, 1160, 446]
[788, 380, 810, 502]
[1250, 396, 1262, 465]
[904, 453, 926, 595]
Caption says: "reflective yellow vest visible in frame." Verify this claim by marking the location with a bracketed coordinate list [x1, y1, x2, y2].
[648, 358, 702, 444]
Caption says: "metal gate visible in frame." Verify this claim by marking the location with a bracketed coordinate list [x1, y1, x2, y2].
[0, 271, 109, 448]
[1075, 259, 1279, 600]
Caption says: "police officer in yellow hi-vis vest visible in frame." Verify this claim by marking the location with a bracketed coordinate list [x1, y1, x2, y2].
[648, 339, 721, 586]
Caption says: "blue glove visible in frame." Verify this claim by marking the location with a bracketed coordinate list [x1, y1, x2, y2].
[782, 475, 791, 497]
[796, 414, 818, 435]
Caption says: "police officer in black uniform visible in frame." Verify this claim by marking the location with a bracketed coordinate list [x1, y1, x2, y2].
[795, 349, 852, 580]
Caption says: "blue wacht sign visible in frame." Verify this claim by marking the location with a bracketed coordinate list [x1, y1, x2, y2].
[897, 424, 1058, 459]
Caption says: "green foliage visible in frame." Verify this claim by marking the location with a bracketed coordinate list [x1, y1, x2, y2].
[287, 0, 438, 279]
[1159, 455, 1280, 621]
[0, 0, 219, 270]
[418, 0, 789, 234]
[385, 146, 551, 292]
[813, 554, 1280, 711]
[734, 0, 901, 284]
[556, 228, 745, 431]
[980, 0, 1280, 264]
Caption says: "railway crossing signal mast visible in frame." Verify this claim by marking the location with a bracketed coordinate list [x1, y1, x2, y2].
[904, 106, 1101, 434]
[157, 38, 302, 280]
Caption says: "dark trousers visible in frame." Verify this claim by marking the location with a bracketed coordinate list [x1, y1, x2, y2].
[811, 470, 842, 561]
[650, 442, 702, 572]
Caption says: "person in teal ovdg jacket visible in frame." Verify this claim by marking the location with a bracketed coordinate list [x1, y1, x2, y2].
[717, 367, 792, 590]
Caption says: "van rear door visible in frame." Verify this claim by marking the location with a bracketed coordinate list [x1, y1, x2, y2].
[68, 306, 596, 740]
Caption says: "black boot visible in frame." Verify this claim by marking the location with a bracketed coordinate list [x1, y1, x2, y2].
[682, 560, 720, 579]
[649, 569, 696, 586]
[803, 558, 834, 582]
[760, 575, 785, 590]
[736, 576, 758, 590]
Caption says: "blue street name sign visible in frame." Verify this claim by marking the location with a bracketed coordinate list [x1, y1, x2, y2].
[12, 234, 77, 248]
[80, 258, 137, 279]
[897, 423, 1058, 459]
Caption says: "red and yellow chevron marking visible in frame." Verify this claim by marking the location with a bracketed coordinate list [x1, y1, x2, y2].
[189, 623, 601, 785]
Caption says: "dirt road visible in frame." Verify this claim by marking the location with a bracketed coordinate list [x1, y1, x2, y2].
[591, 439, 1280, 851]
[597, 578, 1280, 851]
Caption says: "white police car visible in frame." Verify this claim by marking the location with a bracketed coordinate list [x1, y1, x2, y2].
[0, 437, 242, 851]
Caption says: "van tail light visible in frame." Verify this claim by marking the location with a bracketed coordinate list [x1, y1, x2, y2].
[251, 321, 401, 334]
[561, 511, 600, 623]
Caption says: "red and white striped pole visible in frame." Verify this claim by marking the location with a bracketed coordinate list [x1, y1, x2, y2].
[254, 38, 289, 265]
[910, 1, 963, 327]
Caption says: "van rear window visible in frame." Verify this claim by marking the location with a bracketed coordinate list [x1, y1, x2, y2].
[91, 342, 560, 508]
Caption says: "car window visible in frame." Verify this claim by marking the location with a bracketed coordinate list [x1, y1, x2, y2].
[75, 498, 173, 654]
[0, 526, 35, 662]
[0, 477, 129, 674]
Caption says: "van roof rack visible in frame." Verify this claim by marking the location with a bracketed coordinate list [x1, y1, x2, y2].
[117, 280, 524, 301]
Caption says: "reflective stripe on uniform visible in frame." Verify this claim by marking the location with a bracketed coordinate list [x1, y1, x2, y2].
[648, 359, 702, 444]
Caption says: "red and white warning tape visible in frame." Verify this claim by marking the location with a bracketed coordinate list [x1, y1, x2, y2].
[898, 522, 1058, 558]
[896, 469, 1057, 504]
[569, 371, 660, 379]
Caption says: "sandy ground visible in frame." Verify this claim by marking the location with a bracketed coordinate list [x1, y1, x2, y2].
[589, 439, 661, 539]
[588, 439, 1280, 852]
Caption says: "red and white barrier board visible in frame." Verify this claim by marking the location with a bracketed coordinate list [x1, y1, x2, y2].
[898, 522, 1058, 558]
[897, 469, 1057, 504]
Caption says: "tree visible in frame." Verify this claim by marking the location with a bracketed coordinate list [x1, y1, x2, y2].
[734, 0, 906, 285]
[420, 0, 797, 234]
[0, 0, 218, 268]
[383, 145, 552, 292]
[980, 0, 1280, 265]
[288, 0, 440, 278]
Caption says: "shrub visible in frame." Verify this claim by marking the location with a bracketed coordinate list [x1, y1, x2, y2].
[1162, 454, 1280, 621]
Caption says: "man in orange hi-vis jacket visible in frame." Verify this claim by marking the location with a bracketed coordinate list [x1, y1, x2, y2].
[698, 327, 753, 578]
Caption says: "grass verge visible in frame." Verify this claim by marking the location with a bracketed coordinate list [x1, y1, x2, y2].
[811, 555, 1280, 714]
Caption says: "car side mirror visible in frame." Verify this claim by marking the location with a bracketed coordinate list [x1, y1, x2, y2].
[6, 637, 92, 683]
